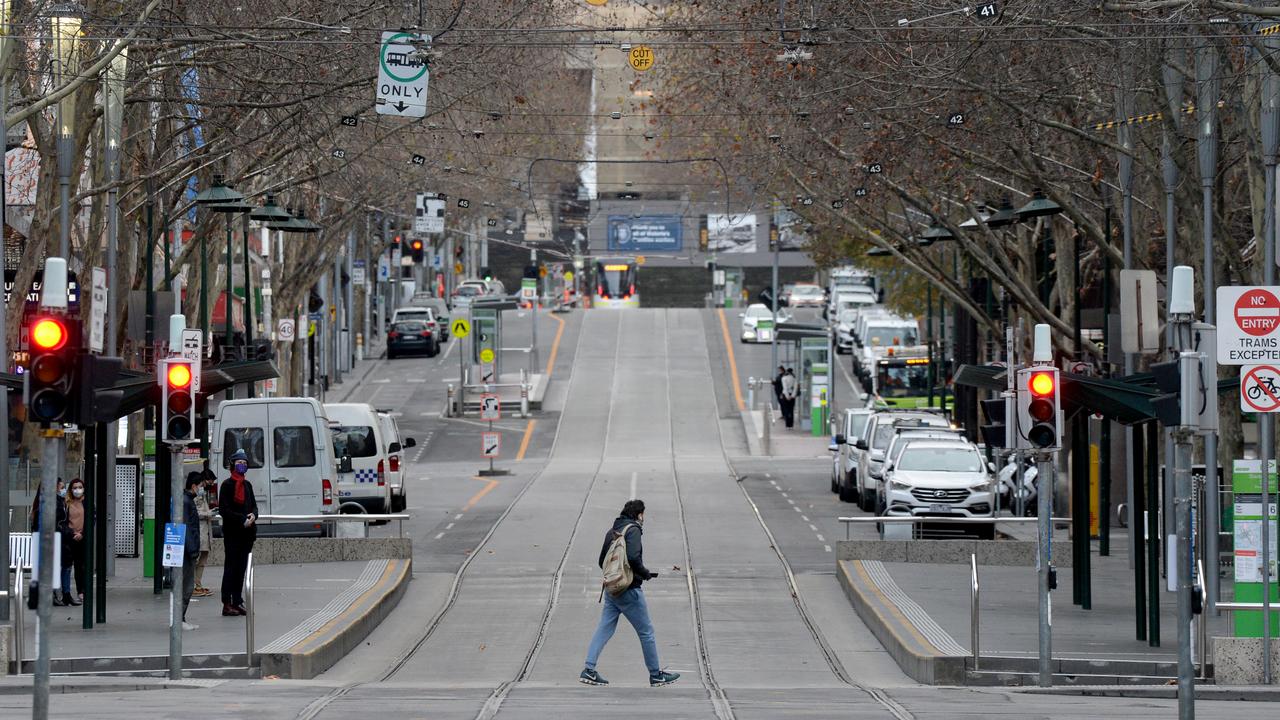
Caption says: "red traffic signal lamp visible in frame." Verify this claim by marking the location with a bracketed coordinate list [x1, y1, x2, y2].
[161, 358, 196, 442]
[1016, 366, 1060, 450]
[26, 316, 78, 426]
[410, 238, 425, 263]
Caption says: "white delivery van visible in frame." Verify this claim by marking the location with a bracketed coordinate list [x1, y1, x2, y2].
[376, 410, 416, 512]
[210, 398, 337, 537]
[325, 403, 393, 513]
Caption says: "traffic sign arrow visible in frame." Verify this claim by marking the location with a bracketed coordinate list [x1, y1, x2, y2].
[394, 101, 408, 112]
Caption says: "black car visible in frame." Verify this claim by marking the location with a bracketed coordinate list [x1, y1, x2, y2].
[387, 320, 438, 358]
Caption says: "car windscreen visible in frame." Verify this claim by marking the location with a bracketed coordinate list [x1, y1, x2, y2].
[392, 321, 426, 333]
[331, 425, 378, 457]
[455, 286, 481, 296]
[849, 413, 870, 438]
[792, 286, 822, 296]
[746, 306, 772, 318]
[897, 447, 983, 473]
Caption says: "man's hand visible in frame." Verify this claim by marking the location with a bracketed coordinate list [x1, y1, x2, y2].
[647, 571, 659, 579]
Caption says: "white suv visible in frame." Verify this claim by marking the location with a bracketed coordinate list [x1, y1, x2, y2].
[880, 441, 995, 536]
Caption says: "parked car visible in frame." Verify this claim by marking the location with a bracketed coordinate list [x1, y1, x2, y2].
[325, 403, 395, 514]
[451, 282, 486, 309]
[831, 408, 874, 496]
[788, 283, 826, 307]
[387, 319, 438, 358]
[778, 283, 797, 307]
[482, 279, 507, 296]
[376, 411, 415, 513]
[407, 297, 451, 340]
[210, 398, 338, 537]
[880, 440, 995, 537]
[853, 411, 951, 510]
[739, 303, 791, 343]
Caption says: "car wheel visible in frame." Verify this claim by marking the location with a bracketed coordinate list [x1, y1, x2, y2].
[830, 469, 839, 494]
[838, 480, 857, 503]
[388, 351, 397, 359]
[858, 484, 875, 512]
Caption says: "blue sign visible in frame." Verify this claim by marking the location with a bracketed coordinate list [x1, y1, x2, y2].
[163, 523, 185, 545]
[607, 215, 682, 252]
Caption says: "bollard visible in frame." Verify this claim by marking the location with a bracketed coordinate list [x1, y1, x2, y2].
[521, 382, 530, 418]
[763, 398, 772, 456]
[356, 332, 364, 362]
[747, 377, 755, 409]
[446, 383, 456, 417]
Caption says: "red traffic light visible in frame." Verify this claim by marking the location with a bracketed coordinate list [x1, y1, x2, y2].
[31, 318, 68, 351]
[167, 362, 193, 389]
[412, 239, 423, 250]
[1028, 371, 1055, 397]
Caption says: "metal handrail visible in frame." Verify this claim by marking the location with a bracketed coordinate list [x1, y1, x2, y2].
[244, 553, 254, 667]
[12, 569, 25, 671]
[970, 553, 980, 670]
[837, 515, 1072, 540]
[218, 513, 412, 537]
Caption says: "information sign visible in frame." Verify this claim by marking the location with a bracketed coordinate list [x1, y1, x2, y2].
[161, 523, 186, 568]
[481, 432, 501, 458]
[480, 393, 500, 421]
[375, 31, 430, 117]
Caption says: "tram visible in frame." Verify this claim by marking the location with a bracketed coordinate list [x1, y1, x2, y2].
[593, 258, 640, 308]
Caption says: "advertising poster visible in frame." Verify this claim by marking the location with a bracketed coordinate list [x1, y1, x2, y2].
[705, 213, 757, 253]
[607, 215, 682, 252]
[773, 209, 809, 251]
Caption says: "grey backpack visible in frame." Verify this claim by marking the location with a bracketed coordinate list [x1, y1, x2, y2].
[601, 524, 637, 597]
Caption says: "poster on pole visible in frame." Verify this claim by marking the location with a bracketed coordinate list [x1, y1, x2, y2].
[161, 523, 186, 568]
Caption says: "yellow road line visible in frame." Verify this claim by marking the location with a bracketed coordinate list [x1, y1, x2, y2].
[717, 309, 745, 411]
[516, 419, 537, 461]
[545, 312, 566, 378]
[463, 479, 500, 510]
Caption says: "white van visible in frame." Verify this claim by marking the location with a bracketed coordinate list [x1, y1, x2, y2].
[210, 398, 337, 537]
[376, 411, 416, 512]
[325, 403, 393, 513]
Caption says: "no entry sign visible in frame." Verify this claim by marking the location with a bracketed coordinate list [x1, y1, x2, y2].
[1218, 286, 1280, 364]
[1241, 365, 1280, 413]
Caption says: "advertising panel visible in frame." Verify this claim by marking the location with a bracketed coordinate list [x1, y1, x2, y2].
[706, 213, 757, 253]
[607, 215, 682, 252]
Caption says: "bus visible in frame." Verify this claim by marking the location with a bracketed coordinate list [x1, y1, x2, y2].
[593, 258, 640, 308]
[872, 354, 944, 409]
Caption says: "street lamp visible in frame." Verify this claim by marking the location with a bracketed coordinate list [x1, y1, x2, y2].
[51, 3, 83, 259]
[985, 197, 1019, 228]
[268, 208, 320, 395]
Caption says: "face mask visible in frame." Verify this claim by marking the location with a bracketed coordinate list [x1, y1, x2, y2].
[197, 488, 206, 498]
[72, 488, 84, 498]
[57, 488, 66, 498]
[234, 462, 248, 474]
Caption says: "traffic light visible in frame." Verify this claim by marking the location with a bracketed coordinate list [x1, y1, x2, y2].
[161, 358, 196, 442]
[979, 395, 1009, 449]
[409, 238, 425, 264]
[1016, 366, 1060, 450]
[1149, 350, 1216, 431]
[25, 315, 79, 426]
[78, 355, 124, 425]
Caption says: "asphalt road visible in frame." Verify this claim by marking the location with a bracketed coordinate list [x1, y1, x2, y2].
[3, 308, 1273, 719]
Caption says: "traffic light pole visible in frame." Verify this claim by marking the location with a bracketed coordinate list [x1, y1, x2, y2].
[1172, 354, 1197, 720]
[33, 432, 61, 720]
[1036, 451, 1053, 688]
[168, 443, 185, 679]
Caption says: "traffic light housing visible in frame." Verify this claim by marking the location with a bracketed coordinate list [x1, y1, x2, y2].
[78, 355, 124, 425]
[1016, 366, 1060, 450]
[25, 316, 79, 426]
[409, 238, 425, 264]
[161, 358, 196, 443]
[979, 395, 1010, 449]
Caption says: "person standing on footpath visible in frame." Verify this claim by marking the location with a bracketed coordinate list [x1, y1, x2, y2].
[60, 478, 88, 606]
[579, 499, 680, 688]
[219, 449, 258, 616]
[191, 471, 215, 597]
[780, 367, 798, 428]
[182, 473, 202, 630]
[31, 479, 70, 606]
[773, 366, 785, 409]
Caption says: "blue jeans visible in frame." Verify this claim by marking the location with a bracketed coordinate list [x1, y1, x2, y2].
[584, 586, 659, 675]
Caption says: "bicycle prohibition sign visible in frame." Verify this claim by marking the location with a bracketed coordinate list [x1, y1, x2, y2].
[1241, 364, 1280, 413]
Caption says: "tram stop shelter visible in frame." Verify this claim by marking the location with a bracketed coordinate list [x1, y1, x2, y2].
[455, 297, 547, 415]
[776, 322, 833, 434]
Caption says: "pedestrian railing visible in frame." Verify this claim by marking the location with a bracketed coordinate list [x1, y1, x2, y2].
[836, 515, 1071, 540]
[253, 513, 411, 538]
[8, 578, 22, 668]
[970, 553, 980, 670]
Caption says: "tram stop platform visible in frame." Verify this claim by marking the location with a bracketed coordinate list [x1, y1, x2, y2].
[3, 540, 410, 682]
[837, 533, 1237, 688]
[456, 372, 547, 414]
[741, 407, 833, 457]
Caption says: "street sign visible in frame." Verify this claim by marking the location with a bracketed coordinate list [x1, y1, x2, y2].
[628, 45, 655, 72]
[352, 260, 366, 286]
[1241, 365, 1280, 413]
[481, 431, 501, 458]
[454, 262, 464, 274]
[451, 318, 471, 338]
[378, 254, 391, 280]
[479, 347, 495, 364]
[161, 522, 186, 568]
[278, 317, 296, 342]
[1119, 269, 1159, 355]
[89, 267, 107, 353]
[180, 328, 203, 394]
[375, 31, 430, 118]
[415, 192, 445, 234]
[1218, 286, 1280, 364]
[480, 362, 495, 383]
[635, 255, 646, 265]
[480, 393, 500, 421]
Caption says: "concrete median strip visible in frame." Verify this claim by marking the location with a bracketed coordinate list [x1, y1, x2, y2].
[259, 558, 411, 679]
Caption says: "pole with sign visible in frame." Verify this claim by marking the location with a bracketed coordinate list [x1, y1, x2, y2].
[375, 32, 430, 117]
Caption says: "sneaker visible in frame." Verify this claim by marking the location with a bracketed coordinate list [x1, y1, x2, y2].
[182, 621, 199, 631]
[649, 670, 680, 687]
[579, 668, 608, 686]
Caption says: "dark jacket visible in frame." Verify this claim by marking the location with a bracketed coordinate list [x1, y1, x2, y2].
[218, 476, 259, 543]
[183, 491, 201, 556]
[597, 515, 653, 590]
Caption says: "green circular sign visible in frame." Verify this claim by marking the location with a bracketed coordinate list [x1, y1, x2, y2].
[380, 33, 429, 84]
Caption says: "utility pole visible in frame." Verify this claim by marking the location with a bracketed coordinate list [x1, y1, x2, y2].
[1196, 42, 1222, 620]
[1168, 266, 1199, 720]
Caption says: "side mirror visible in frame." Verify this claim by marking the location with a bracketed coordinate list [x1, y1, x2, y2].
[737, 312, 745, 318]
[403, 437, 417, 448]
[388, 442, 402, 454]
[855, 439, 868, 450]
[337, 455, 353, 474]
[834, 434, 847, 445]
[988, 461, 997, 473]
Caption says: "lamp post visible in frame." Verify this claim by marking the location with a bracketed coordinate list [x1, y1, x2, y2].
[919, 223, 957, 409]
[0, 0, 12, 627]
[51, 4, 82, 259]
[268, 209, 320, 394]
[248, 195, 291, 397]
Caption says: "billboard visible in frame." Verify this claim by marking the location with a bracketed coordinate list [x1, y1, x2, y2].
[706, 214, 757, 253]
[607, 215, 682, 251]
[773, 209, 809, 251]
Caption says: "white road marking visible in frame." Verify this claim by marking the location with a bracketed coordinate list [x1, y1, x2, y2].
[801, 515, 809, 522]
[630, 471, 638, 500]
[809, 524, 818, 532]
[437, 338, 457, 365]
[454, 514, 463, 520]
[373, 378, 391, 384]
[816, 534, 826, 542]
[793, 507, 802, 513]
[787, 499, 795, 505]
[434, 532, 445, 539]
[446, 523, 455, 530]
[824, 545, 832, 552]
[407, 378, 427, 383]
[780, 492, 788, 498]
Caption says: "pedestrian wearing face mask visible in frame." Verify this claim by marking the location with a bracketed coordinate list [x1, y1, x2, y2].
[60, 478, 88, 606]
[218, 449, 258, 616]
[189, 471, 214, 597]
[30, 479, 70, 606]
